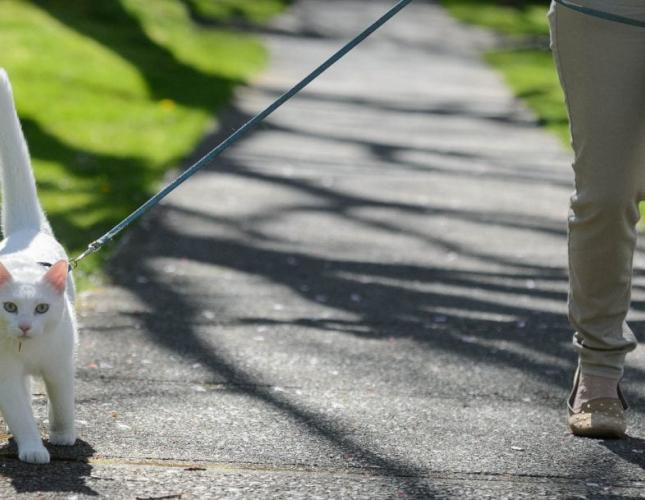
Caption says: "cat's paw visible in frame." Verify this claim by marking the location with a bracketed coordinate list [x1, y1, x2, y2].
[48, 429, 76, 446]
[18, 443, 50, 464]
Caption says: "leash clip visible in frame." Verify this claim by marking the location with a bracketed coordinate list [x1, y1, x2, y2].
[69, 239, 106, 270]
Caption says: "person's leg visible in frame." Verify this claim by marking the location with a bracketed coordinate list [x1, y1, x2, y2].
[548, 0, 645, 389]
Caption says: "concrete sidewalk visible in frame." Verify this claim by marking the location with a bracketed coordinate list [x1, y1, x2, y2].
[5, 0, 645, 497]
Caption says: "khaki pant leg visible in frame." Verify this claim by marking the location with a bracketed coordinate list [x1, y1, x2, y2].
[548, 0, 645, 378]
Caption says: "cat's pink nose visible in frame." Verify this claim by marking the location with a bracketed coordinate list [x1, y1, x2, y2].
[19, 325, 30, 335]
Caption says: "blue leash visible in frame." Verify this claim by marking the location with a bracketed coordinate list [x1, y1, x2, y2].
[553, 0, 645, 28]
[70, 0, 414, 267]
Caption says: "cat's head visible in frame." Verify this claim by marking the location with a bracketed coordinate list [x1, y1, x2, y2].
[0, 260, 68, 340]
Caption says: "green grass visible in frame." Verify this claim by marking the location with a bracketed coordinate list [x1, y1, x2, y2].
[441, 0, 550, 37]
[0, 0, 288, 288]
[188, 0, 291, 23]
[485, 49, 569, 143]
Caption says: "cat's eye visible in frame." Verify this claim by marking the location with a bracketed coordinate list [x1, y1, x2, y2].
[3, 302, 17, 313]
[35, 304, 49, 314]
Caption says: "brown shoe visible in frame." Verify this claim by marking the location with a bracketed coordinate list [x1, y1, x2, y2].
[567, 367, 627, 439]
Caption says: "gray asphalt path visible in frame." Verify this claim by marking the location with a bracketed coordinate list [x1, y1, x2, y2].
[5, 0, 645, 498]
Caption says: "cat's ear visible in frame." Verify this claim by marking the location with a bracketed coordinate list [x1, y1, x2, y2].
[0, 262, 12, 287]
[43, 260, 68, 294]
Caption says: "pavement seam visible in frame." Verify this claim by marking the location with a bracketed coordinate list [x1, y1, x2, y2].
[17, 456, 637, 487]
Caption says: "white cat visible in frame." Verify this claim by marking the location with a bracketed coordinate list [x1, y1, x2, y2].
[0, 69, 77, 464]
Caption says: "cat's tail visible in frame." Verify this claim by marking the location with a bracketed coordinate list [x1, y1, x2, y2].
[0, 68, 50, 237]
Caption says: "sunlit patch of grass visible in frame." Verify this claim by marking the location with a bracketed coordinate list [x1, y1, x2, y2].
[0, 0, 288, 288]
[441, 0, 549, 36]
[188, 0, 291, 23]
[485, 48, 568, 143]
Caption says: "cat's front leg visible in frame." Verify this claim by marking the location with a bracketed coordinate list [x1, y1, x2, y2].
[0, 378, 49, 463]
[44, 365, 76, 446]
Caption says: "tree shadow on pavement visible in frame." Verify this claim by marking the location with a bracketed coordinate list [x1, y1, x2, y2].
[251, 111, 573, 190]
[601, 436, 645, 473]
[98, 70, 645, 491]
[107, 231, 438, 498]
[107, 198, 645, 495]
